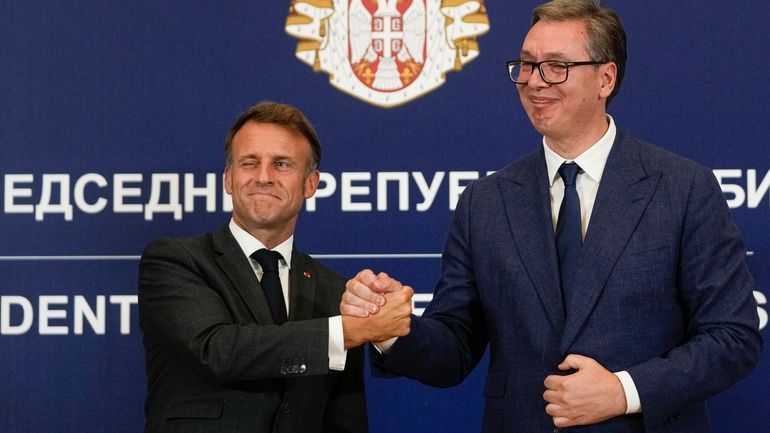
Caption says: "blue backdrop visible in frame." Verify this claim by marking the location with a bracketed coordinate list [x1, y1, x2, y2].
[1, 1, 767, 432]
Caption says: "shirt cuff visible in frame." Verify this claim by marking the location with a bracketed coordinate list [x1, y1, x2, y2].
[328, 316, 347, 371]
[613, 370, 642, 414]
[372, 337, 398, 354]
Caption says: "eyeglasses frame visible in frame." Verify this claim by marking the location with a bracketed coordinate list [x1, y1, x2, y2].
[505, 60, 606, 85]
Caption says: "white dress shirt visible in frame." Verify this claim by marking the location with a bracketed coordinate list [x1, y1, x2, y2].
[229, 219, 347, 371]
[543, 117, 615, 238]
[543, 116, 641, 414]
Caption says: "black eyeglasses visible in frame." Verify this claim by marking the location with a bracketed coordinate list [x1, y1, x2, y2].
[506, 60, 605, 84]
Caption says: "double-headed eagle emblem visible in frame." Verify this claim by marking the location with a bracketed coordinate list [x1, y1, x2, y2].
[286, 0, 489, 108]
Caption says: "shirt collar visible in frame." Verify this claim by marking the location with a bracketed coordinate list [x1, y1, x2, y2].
[228, 219, 293, 269]
[544, 115, 617, 186]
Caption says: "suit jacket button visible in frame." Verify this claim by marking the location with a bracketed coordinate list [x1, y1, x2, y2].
[281, 402, 291, 414]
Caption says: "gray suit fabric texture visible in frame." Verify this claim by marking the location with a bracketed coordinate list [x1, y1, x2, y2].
[139, 225, 367, 433]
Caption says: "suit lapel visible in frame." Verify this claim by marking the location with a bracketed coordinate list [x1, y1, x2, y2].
[212, 225, 274, 324]
[497, 151, 565, 332]
[288, 248, 317, 321]
[559, 132, 662, 354]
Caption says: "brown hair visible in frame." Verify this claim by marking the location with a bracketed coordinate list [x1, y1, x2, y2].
[532, 0, 627, 104]
[225, 101, 321, 172]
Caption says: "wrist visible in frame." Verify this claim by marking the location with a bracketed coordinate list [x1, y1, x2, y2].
[341, 315, 366, 349]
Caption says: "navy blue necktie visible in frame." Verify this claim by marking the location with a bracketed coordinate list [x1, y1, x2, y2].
[556, 162, 582, 310]
[252, 249, 288, 325]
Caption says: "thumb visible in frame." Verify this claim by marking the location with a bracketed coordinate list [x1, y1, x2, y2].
[558, 354, 589, 371]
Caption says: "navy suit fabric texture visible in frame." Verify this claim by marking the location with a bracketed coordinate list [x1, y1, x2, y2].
[139, 225, 368, 433]
[371, 130, 762, 433]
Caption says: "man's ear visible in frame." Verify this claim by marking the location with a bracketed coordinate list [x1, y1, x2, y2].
[224, 166, 233, 195]
[598, 61, 618, 100]
[304, 169, 320, 199]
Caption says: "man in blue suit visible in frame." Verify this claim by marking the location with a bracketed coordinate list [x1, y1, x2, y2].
[340, 0, 763, 431]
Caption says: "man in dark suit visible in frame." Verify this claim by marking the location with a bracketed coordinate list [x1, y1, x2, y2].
[340, 1, 763, 432]
[138, 101, 412, 433]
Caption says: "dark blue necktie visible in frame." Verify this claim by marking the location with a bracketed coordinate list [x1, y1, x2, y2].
[252, 249, 287, 325]
[556, 162, 582, 310]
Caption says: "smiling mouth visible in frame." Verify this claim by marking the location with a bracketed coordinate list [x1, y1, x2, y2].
[529, 96, 557, 106]
[248, 191, 281, 200]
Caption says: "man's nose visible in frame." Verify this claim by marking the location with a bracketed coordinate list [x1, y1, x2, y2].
[526, 66, 549, 88]
[255, 164, 274, 183]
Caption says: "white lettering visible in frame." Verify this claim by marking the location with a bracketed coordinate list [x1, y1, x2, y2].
[74, 173, 108, 214]
[377, 172, 409, 211]
[36, 174, 74, 221]
[341, 172, 372, 212]
[413, 171, 445, 212]
[21, 168, 768, 216]
[746, 169, 770, 208]
[74, 295, 106, 335]
[113, 173, 144, 213]
[4, 174, 35, 214]
[755, 290, 767, 331]
[0, 296, 34, 335]
[145, 173, 182, 220]
[714, 169, 746, 209]
[0, 295, 137, 335]
[184, 173, 217, 213]
[38, 295, 69, 335]
[110, 295, 138, 335]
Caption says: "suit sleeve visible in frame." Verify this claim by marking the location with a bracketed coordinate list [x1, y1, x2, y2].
[628, 166, 763, 428]
[371, 181, 489, 387]
[138, 237, 331, 385]
[322, 345, 368, 433]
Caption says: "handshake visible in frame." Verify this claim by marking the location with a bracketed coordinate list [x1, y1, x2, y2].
[340, 269, 415, 349]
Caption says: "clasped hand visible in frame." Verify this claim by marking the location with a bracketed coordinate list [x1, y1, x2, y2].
[341, 269, 414, 349]
[543, 354, 627, 428]
[340, 272, 627, 427]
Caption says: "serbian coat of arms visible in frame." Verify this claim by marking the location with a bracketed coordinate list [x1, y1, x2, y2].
[285, 0, 489, 108]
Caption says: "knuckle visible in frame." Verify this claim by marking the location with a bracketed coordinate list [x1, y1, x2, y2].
[341, 292, 351, 303]
[349, 284, 364, 298]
